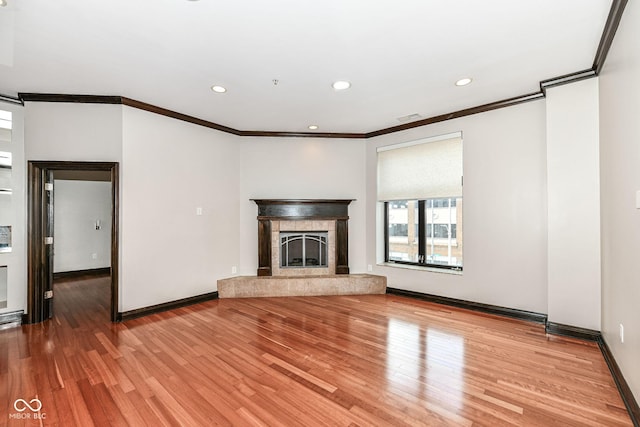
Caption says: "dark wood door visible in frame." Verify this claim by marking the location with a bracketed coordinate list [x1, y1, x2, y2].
[43, 169, 54, 319]
[26, 161, 120, 324]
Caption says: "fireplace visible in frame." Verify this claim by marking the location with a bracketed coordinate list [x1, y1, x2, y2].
[219, 198, 385, 298]
[280, 232, 328, 268]
[252, 199, 354, 276]
[270, 219, 336, 276]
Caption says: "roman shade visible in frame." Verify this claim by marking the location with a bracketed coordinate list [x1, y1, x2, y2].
[377, 132, 462, 201]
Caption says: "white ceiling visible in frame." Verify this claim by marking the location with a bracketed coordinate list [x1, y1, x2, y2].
[0, 0, 612, 134]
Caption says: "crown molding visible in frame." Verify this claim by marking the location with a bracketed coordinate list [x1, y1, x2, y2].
[239, 129, 366, 139]
[19, 93, 122, 104]
[120, 97, 242, 135]
[365, 91, 544, 138]
[539, 69, 597, 95]
[15, 0, 626, 139]
[593, 0, 629, 75]
[0, 93, 24, 106]
[15, 90, 546, 140]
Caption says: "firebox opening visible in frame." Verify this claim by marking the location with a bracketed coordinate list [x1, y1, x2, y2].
[280, 231, 328, 268]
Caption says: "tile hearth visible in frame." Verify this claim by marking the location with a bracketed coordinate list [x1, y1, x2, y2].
[217, 274, 386, 299]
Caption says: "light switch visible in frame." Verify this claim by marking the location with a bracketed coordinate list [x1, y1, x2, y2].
[196, 207, 203, 216]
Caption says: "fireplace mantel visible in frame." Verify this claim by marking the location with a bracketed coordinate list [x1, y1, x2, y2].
[252, 199, 354, 276]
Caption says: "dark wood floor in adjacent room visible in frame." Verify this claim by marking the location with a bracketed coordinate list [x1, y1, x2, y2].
[0, 277, 633, 426]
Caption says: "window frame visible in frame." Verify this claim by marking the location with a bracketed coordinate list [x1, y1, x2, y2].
[384, 199, 463, 272]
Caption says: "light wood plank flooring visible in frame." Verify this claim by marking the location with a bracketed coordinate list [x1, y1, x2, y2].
[0, 277, 633, 426]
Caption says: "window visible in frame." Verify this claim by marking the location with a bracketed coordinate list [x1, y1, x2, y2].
[378, 133, 463, 270]
[427, 224, 456, 239]
[389, 223, 408, 237]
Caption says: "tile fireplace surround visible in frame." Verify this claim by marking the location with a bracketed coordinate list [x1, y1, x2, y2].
[252, 199, 353, 277]
[217, 199, 387, 298]
[270, 219, 336, 276]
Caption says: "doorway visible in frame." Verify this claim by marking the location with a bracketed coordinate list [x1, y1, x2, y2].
[26, 161, 119, 324]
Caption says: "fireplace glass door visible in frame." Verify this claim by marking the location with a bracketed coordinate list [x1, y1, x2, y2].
[280, 232, 328, 268]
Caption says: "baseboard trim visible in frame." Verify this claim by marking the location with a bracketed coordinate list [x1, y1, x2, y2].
[545, 322, 601, 342]
[117, 291, 219, 322]
[386, 287, 548, 324]
[598, 338, 640, 427]
[53, 267, 111, 281]
[0, 310, 24, 330]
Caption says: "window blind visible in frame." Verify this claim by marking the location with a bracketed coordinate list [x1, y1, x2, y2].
[377, 132, 462, 201]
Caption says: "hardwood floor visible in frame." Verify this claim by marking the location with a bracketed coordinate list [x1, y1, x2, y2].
[0, 277, 633, 426]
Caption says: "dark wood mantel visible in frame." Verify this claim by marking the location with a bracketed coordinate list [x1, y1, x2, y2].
[252, 199, 354, 276]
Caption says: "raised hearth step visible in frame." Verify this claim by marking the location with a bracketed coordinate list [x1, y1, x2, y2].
[218, 274, 386, 298]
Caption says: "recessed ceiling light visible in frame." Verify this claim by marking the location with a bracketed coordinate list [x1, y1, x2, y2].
[332, 80, 351, 91]
[211, 85, 227, 93]
[455, 77, 473, 87]
[0, 0, 7, 7]
[308, 125, 319, 130]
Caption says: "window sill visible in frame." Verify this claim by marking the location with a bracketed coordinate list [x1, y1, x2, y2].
[378, 262, 463, 276]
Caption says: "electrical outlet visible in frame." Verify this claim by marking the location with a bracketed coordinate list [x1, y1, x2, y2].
[231, 266, 237, 274]
[92, 253, 98, 259]
[620, 324, 624, 343]
[367, 264, 373, 272]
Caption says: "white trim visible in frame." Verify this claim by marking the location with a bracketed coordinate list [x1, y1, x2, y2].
[376, 131, 462, 153]
[378, 262, 463, 275]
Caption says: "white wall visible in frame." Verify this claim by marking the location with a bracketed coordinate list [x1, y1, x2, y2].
[238, 137, 367, 276]
[0, 101, 25, 314]
[22, 101, 548, 317]
[546, 78, 601, 330]
[24, 103, 123, 162]
[366, 101, 549, 314]
[53, 179, 111, 273]
[23, 104, 367, 311]
[24, 102, 241, 312]
[0, 266, 6, 308]
[121, 106, 240, 311]
[599, 0, 640, 404]
[24, 101, 123, 310]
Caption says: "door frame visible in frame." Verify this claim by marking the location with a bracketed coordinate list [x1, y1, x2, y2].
[26, 161, 120, 323]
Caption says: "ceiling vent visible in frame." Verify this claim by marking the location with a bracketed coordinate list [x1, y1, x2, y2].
[396, 113, 422, 122]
